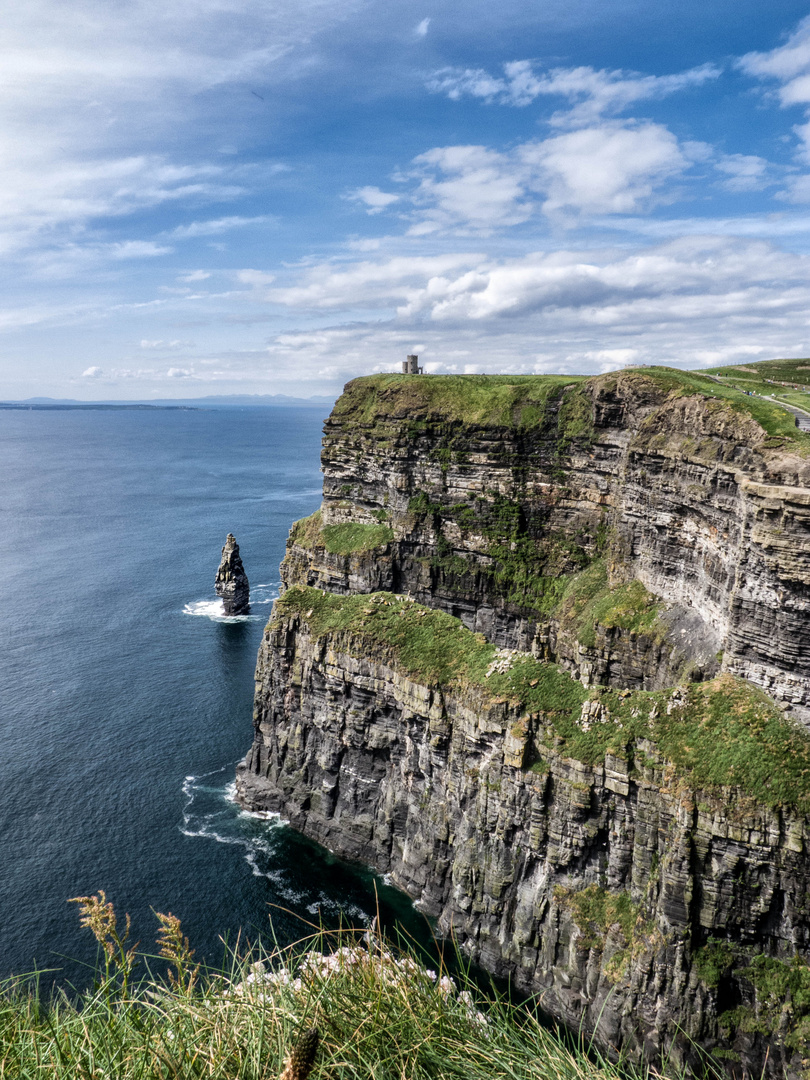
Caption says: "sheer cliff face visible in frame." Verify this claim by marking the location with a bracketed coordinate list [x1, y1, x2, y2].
[238, 371, 810, 1077]
[283, 371, 810, 721]
[238, 603, 810, 1077]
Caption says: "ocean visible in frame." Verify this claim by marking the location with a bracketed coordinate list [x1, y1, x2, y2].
[0, 405, 423, 987]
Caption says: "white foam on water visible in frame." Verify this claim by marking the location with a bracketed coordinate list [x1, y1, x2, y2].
[250, 582, 281, 607]
[181, 770, 297, 895]
[183, 599, 226, 618]
[239, 806, 287, 823]
[307, 897, 369, 924]
[182, 598, 262, 623]
[180, 771, 375, 918]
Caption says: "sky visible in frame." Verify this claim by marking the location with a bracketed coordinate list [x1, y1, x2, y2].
[6, 2, 810, 398]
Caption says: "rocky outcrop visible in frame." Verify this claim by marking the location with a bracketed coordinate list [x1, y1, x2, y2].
[215, 533, 249, 615]
[238, 370, 810, 1077]
[237, 597, 810, 1079]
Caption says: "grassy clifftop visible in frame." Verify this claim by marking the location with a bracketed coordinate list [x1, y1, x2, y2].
[330, 367, 810, 449]
[701, 356, 810, 424]
[331, 373, 583, 427]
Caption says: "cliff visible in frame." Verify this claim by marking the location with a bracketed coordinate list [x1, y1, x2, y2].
[237, 368, 810, 1077]
[281, 369, 810, 720]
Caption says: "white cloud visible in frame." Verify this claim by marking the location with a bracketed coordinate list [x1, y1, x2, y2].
[408, 145, 533, 233]
[110, 241, 172, 259]
[398, 123, 689, 233]
[170, 215, 270, 238]
[739, 19, 810, 192]
[399, 237, 810, 325]
[740, 17, 810, 105]
[780, 174, 810, 204]
[20, 237, 172, 280]
[199, 234, 809, 392]
[414, 18, 430, 37]
[581, 348, 639, 369]
[427, 67, 520, 104]
[427, 60, 720, 121]
[75, 364, 213, 382]
[714, 153, 771, 192]
[179, 270, 211, 283]
[140, 339, 193, 350]
[265, 253, 484, 308]
[0, 1, 360, 268]
[347, 237, 385, 251]
[521, 122, 686, 217]
[261, 237, 810, 348]
[348, 186, 401, 214]
[237, 269, 276, 286]
[0, 152, 246, 260]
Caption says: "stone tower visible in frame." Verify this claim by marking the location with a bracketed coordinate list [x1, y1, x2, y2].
[401, 354, 423, 374]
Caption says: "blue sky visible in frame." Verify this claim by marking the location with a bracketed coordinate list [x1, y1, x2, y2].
[6, 0, 810, 399]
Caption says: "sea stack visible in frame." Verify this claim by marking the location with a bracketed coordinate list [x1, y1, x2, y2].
[215, 533, 249, 615]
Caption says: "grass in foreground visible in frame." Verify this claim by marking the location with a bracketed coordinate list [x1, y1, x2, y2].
[276, 586, 810, 811]
[1, 895, 653, 1080]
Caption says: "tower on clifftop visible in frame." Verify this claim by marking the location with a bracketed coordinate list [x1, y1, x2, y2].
[402, 354, 423, 374]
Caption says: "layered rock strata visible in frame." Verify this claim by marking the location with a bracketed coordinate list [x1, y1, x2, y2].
[237, 595, 810, 1079]
[283, 371, 810, 720]
[215, 532, 250, 615]
[238, 370, 810, 1077]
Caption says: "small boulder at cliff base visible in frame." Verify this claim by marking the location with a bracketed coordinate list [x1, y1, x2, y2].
[215, 533, 250, 615]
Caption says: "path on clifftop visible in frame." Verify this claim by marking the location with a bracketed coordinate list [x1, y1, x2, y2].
[778, 401, 810, 431]
[704, 373, 810, 430]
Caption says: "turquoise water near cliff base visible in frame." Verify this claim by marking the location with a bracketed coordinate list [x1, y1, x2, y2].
[0, 407, 427, 989]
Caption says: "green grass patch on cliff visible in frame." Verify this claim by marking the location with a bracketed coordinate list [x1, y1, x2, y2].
[556, 886, 659, 985]
[694, 939, 736, 988]
[562, 885, 643, 951]
[288, 510, 394, 554]
[331, 367, 810, 449]
[276, 588, 810, 810]
[721, 954, 810, 1052]
[469, 555, 663, 643]
[322, 522, 393, 554]
[551, 675, 810, 810]
[554, 560, 666, 647]
[289, 509, 325, 548]
[614, 365, 810, 445]
[407, 492, 604, 618]
[331, 373, 583, 428]
[275, 585, 586, 719]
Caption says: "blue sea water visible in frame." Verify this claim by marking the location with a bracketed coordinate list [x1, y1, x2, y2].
[0, 406, 423, 987]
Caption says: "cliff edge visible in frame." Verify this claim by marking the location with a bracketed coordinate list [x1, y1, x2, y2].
[237, 368, 810, 1077]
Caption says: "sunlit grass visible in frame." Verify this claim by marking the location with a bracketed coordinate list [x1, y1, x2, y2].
[0, 898, 677, 1080]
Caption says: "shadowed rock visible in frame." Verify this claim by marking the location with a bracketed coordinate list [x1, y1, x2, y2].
[215, 533, 249, 615]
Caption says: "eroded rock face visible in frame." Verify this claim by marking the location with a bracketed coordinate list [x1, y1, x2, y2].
[238, 371, 810, 1076]
[283, 372, 810, 721]
[215, 533, 249, 615]
[236, 612, 810, 1079]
